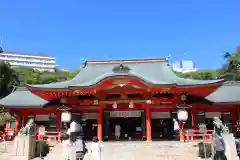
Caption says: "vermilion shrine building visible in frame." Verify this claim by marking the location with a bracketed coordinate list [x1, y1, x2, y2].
[1, 58, 240, 141]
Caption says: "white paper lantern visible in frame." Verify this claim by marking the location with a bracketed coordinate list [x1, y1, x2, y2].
[129, 101, 134, 108]
[61, 111, 72, 123]
[177, 109, 188, 122]
[112, 102, 117, 109]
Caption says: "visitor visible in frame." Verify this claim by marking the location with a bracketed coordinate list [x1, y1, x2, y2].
[89, 136, 103, 160]
[115, 124, 121, 141]
[173, 118, 179, 139]
[69, 117, 87, 160]
[62, 133, 70, 160]
[213, 132, 227, 160]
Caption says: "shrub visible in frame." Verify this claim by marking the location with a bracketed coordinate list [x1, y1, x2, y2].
[198, 142, 212, 158]
[35, 140, 50, 157]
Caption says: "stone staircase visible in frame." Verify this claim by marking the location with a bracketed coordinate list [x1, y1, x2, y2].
[45, 141, 202, 160]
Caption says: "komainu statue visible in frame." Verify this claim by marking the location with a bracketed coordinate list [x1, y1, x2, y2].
[13, 118, 36, 159]
[213, 117, 229, 135]
[18, 118, 34, 136]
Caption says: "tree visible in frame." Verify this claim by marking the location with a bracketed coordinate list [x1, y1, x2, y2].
[175, 70, 218, 80]
[37, 71, 70, 84]
[13, 67, 75, 85]
[0, 62, 19, 98]
[14, 67, 41, 85]
[219, 52, 240, 81]
[69, 68, 80, 79]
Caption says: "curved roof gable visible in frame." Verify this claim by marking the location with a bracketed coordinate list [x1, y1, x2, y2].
[0, 87, 49, 108]
[206, 82, 240, 104]
[27, 58, 223, 89]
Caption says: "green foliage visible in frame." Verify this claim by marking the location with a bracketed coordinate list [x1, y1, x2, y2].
[14, 67, 41, 85]
[35, 140, 50, 157]
[198, 142, 212, 158]
[219, 52, 240, 81]
[37, 71, 70, 84]
[13, 67, 80, 85]
[175, 70, 219, 80]
[0, 62, 20, 98]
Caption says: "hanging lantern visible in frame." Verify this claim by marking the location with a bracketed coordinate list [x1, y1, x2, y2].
[180, 94, 187, 101]
[146, 100, 152, 104]
[177, 109, 188, 122]
[129, 101, 134, 108]
[112, 102, 117, 109]
[93, 99, 99, 105]
[61, 111, 72, 123]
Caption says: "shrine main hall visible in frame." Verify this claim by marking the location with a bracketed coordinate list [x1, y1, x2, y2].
[1, 58, 240, 142]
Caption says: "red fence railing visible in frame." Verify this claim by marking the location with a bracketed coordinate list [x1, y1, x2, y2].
[185, 129, 214, 142]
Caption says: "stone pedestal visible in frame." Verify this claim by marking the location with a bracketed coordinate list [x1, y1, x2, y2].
[12, 135, 36, 160]
[222, 133, 238, 160]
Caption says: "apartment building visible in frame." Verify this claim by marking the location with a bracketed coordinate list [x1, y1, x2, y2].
[172, 60, 198, 73]
[0, 51, 57, 72]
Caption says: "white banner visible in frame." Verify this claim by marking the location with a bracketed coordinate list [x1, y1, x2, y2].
[205, 112, 221, 118]
[151, 112, 171, 119]
[110, 111, 141, 118]
[83, 113, 98, 119]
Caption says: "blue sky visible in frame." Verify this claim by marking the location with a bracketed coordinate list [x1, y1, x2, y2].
[0, 0, 239, 71]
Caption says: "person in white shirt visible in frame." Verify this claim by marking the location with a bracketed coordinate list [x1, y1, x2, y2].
[173, 118, 179, 139]
[70, 120, 82, 133]
[115, 124, 121, 141]
[62, 133, 70, 160]
[89, 136, 103, 160]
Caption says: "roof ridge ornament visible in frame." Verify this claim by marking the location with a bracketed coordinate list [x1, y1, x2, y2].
[112, 62, 131, 73]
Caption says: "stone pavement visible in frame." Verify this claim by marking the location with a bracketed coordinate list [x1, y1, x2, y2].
[46, 141, 203, 160]
[0, 141, 206, 160]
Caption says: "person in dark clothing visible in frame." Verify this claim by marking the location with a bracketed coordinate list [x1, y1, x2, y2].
[69, 116, 87, 160]
[213, 133, 227, 160]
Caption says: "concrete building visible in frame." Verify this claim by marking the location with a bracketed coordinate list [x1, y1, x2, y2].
[0, 51, 56, 72]
[172, 60, 197, 73]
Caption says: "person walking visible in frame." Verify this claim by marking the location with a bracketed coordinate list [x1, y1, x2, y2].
[62, 133, 71, 160]
[89, 136, 103, 160]
[115, 124, 121, 141]
[173, 118, 179, 140]
[213, 133, 227, 160]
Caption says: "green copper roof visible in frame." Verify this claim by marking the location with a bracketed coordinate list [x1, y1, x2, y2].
[0, 87, 49, 108]
[206, 82, 240, 104]
[27, 59, 223, 89]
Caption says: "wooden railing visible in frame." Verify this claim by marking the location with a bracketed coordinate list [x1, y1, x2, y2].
[185, 129, 214, 142]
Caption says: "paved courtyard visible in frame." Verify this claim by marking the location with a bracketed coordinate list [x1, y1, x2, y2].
[0, 141, 205, 160]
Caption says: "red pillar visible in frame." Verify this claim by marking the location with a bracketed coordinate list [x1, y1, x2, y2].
[97, 104, 103, 141]
[178, 121, 185, 142]
[5, 120, 9, 131]
[238, 108, 240, 120]
[145, 101, 152, 142]
[191, 108, 198, 130]
[56, 112, 61, 132]
[232, 108, 237, 136]
[15, 114, 21, 132]
[56, 112, 62, 142]
[22, 112, 28, 126]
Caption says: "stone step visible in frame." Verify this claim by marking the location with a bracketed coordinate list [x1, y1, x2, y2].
[45, 141, 200, 160]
